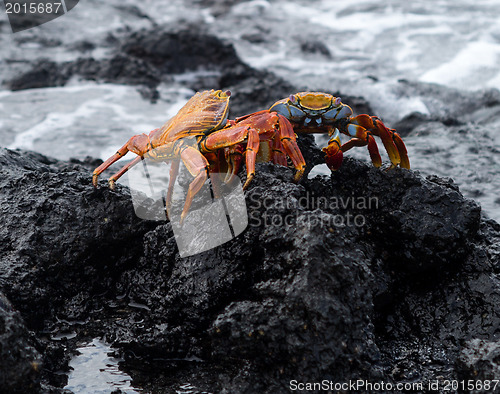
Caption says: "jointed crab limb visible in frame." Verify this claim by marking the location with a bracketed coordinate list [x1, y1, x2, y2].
[350, 115, 400, 166]
[276, 115, 306, 182]
[223, 144, 244, 184]
[108, 155, 143, 190]
[202, 122, 260, 189]
[321, 128, 344, 171]
[391, 131, 410, 169]
[340, 135, 382, 168]
[270, 133, 287, 166]
[343, 114, 409, 169]
[165, 158, 180, 216]
[92, 131, 155, 187]
[242, 127, 260, 189]
[179, 146, 210, 224]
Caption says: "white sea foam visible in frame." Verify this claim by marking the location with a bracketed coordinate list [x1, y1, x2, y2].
[420, 41, 500, 90]
[2, 84, 188, 160]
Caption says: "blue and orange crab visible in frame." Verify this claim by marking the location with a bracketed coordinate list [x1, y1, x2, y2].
[220, 91, 410, 183]
[92, 89, 306, 222]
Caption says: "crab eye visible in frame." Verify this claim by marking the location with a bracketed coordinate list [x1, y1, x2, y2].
[289, 94, 297, 104]
[225, 90, 231, 97]
[334, 97, 342, 106]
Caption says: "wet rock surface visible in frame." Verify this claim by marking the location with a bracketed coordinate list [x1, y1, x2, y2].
[0, 148, 155, 391]
[458, 339, 500, 384]
[0, 291, 41, 393]
[0, 142, 499, 393]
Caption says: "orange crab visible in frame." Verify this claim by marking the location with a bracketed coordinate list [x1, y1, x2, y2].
[220, 91, 410, 183]
[92, 89, 306, 223]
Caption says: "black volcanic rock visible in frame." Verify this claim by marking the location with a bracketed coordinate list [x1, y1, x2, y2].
[458, 339, 500, 382]
[7, 59, 71, 91]
[0, 145, 499, 392]
[0, 149, 154, 330]
[0, 292, 41, 393]
[5, 25, 250, 96]
[120, 26, 245, 74]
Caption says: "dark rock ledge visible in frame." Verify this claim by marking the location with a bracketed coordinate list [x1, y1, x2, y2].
[0, 145, 499, 393]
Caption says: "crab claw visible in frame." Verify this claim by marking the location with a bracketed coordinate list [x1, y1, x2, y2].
[323, 129, 344, 171]
[323, 143, 343, 171]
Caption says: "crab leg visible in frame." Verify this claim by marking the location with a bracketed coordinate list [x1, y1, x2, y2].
[270, 133, 288, 166]
[165, 158, 180, 216]
[344, 115, 410, 169]
[243, 127, 260, 189]
[322, 128, 344, 171]
[92, 132, 153, 187]
[202, 124, 260, 189]
[223, 144, 244, 184]
[341, 136, 382, 168]
[339, 117, 391, 168]
[390, 130, 410, 169]
[276, 114, 306, 181]
[179, 146, 210, 224]
[108, 155, 143, 190]
[233, 111, 305, 176]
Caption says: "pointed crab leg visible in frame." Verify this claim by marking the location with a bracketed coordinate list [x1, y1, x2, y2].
[242, 127, 260, 189]
[165, 158, 180, 217]
[223, 144, 244, 184]
[351, 115, 400, 164]
[270, 133, 288, 166]
[179, 146, 210, 224]
[202, 123, 260, 189]
[92, 132, 154, 187]
[344, 115, 409, 169]
[391, 130, 410, 169]
[276, 114, 306, 182]
[108, 155, 143, 190]
[341, 135, 382, 168]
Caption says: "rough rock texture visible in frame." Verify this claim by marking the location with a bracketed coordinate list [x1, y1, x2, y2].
[0, 292, 41, 393]
[458, 339, 500, 384]
[1, 143, 499, 393]
[0, 149, 156, 390]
